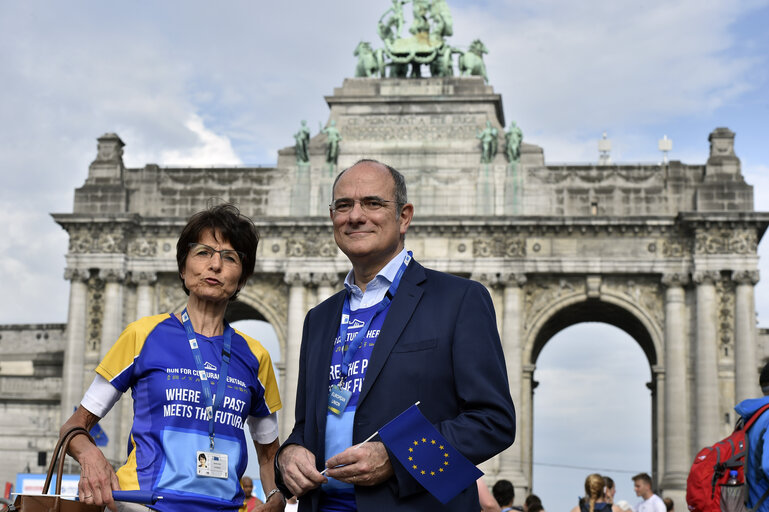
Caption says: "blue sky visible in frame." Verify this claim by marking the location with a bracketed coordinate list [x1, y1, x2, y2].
[1, 1, 767, 510]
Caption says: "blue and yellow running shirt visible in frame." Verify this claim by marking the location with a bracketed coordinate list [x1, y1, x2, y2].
[95, 314, 281, 512]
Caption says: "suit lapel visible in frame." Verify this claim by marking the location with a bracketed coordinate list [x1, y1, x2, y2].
[357, 261, 426, 407]
[314, 291, 346, 428]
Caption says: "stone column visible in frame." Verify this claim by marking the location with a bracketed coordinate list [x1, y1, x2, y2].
[693, 271, 720, 447]
[498, 272, 528, 488]
[132, 271, 157, 320]
[314, 272, 339, 304]
[661, 273, 690, 490]
[60, 268, 91, 422]
[521, 364, 535, 497]
[733, 270, 760, 401]
[282, 272, 310, 441]
[98, 268, 126, 463]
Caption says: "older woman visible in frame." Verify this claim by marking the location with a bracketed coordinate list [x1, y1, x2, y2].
[60, 204, 284, 512]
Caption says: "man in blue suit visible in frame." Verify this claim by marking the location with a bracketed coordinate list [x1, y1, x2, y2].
[275, 159, 516, 511]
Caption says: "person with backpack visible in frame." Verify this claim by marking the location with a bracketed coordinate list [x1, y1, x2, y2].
[734, 362, 769, 511]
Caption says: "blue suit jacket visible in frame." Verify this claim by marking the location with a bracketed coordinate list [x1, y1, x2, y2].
[279, 260, 516, 511]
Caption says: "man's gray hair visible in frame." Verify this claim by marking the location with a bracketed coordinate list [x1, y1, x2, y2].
[332, 159, 408, 210]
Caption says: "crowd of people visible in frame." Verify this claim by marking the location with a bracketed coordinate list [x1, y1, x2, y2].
[475, 472, 674, 512]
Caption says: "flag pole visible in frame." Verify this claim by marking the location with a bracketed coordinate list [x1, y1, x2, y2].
[321, 401, 420, 475]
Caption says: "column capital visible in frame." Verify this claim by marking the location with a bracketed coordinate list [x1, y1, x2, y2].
[692, 270, 720, 285]
[661, 273, 689, 287]
[64, 267, 90, 282]
[130, 271, 158, 285]
[312, 271, 340, 287]
[284, 271, 312, 287]
[732, 270, 759, 285]
[99, 268, 126, 282]
[499, 272, 527, 287]
[471, 272, 500, 286]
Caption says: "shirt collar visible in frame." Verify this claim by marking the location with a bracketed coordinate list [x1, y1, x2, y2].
[343, 247, 409, 294]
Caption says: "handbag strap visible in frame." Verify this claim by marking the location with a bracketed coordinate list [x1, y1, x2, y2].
[42, 426, 95, 504]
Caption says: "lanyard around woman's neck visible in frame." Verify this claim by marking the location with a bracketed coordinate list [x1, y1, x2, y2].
[181, 307, 232, 450]
[337, 251, 412, 383]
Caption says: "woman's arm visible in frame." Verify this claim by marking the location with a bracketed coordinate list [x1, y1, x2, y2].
[255, 438, 285, 511]
[60, 406, 120, 512]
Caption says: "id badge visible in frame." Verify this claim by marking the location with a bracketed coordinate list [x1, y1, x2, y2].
[196, 450, 228, 479]
[328, 385, 352, 416]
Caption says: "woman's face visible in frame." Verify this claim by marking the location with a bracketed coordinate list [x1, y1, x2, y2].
[606, 485, 616, 501]
[181, 229, 243, 304]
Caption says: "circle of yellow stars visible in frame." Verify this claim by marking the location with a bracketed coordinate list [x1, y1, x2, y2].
[408, 437, 450, 477]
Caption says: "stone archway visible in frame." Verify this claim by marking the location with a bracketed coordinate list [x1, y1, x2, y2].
[524, 293, 661, 496]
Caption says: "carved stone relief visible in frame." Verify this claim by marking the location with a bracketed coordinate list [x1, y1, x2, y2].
[716, 277, 735, 348]
[86, 276, 105, 352]
[612, 277, 664, 331]
[243, 274, 289, 343]
[661, 236, 689, 258]
[473, 235, 526, 257]
[522, 275, 664, 336]
[695, 229, 757, 255]
[128, 238, 158, 257]
[523, 276, 583, 330]
[155, 273, 189, 314]
[286, 237, 338, 258]
[68, 225, 128, 254]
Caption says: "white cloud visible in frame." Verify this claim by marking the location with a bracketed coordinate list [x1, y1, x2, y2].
[451, 0, 765, 155]
[151, 114, 241, 167]
[0, 3, 766, 509]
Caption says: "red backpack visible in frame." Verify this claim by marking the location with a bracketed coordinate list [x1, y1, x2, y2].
[686, 403, 769, 512]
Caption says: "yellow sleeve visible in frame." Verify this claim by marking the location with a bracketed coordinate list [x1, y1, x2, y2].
[236, 330, 283, 414]
[95, 314, 170, 385]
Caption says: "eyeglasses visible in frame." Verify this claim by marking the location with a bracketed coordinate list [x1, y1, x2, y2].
[329, 197, 397, 214]
[188, 243, 245, 266]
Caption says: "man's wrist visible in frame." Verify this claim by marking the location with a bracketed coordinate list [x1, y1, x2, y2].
[265, 488, 286, 505]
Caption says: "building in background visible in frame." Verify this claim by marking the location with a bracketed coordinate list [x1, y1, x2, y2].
[1, 3, 768, 505]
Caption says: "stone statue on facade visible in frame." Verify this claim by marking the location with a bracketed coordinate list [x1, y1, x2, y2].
[362, 0, 489, 81]
[354, 41, 385, 78]
[409, 0, 431, 35]
[477, 121, 498, 163]
[322, 120, 342, 164]
[505, 121, 523, 162]
[376, 0, 456, 79]
[430, 0, 453, 38]
[431, 44, 459, 77]
[378, 0, 407, 43]
[294, 120, 311, 164]
[459, 39, 489, 82]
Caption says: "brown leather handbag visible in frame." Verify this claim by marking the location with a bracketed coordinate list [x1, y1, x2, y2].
[11, 426, 105, 512]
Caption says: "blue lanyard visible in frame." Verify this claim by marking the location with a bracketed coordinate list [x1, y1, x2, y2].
[338, 252, 412, 382]
[181, 308, 232, 450]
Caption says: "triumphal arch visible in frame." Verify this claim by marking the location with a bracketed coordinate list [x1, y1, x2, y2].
[3, 0, 768, 500]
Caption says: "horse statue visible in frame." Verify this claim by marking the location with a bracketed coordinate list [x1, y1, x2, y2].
[458, 39, 489, 82]
[430, 44, 460, 77]
[354, 41, 385, 78]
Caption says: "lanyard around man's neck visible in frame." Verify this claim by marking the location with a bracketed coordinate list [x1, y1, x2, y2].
[337, 251, 412, 383]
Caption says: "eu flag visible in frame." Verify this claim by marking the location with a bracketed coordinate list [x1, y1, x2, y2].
[378, 404, 482, 504]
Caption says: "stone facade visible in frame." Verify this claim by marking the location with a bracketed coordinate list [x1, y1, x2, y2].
[1, 77, 768, 503]
[0, 324, 66, 482]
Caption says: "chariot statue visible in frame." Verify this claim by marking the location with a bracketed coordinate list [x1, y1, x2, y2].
[353, 0, 488, 81]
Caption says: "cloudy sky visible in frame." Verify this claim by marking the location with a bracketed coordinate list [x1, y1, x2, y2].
[1, 0, 768, 509]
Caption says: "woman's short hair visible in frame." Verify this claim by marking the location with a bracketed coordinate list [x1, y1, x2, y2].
[176, 203, 259, 301]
